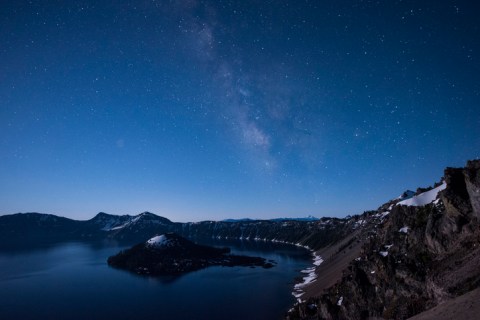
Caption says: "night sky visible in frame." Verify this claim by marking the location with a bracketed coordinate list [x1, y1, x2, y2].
[1, 1, 479, 221]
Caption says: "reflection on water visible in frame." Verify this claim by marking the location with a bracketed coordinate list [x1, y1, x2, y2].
[0, 239, 311, 320]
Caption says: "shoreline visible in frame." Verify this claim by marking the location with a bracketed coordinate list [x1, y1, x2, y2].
[291, 251, 323, 302]
[286, 231, 365, 316]
[199, 235, 326, 313]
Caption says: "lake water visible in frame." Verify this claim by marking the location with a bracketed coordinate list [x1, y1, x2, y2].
[0, 239, 312, 320]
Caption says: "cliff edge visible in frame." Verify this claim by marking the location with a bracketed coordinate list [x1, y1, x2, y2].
[289, 160, 480, 319]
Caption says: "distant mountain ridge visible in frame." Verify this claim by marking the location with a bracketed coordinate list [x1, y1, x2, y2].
[222, 215, 319, 222]
[0, 210, 348, 250]
[270, 215, 319, 222]
[0, 211, 174, 247]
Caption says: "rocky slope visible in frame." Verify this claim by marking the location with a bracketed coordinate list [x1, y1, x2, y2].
[288, 160, 480, 319]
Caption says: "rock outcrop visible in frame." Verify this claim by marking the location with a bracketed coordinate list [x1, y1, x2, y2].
[289, 160, 480, 320]
[464, 160, 480, 218]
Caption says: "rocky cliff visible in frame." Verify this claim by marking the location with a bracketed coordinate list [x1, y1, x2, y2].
[289, 160, 480, 319]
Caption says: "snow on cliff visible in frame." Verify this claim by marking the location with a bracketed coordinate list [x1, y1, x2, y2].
[397, 182, 446, 207]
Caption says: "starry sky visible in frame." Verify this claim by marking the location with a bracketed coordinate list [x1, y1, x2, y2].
[1, 0, 479, 222]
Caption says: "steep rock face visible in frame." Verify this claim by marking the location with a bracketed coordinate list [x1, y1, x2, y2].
[426, 163, 479, 256]
[291, 160, 480, 320]
[464, 160, 480, 218]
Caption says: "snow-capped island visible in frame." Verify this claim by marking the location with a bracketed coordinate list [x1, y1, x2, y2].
[107, 233, 275, 276]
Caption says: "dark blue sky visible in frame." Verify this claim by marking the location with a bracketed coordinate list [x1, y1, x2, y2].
[1, 0, 479, 221]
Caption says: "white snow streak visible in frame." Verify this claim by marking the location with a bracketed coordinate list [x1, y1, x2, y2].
[397, 182, 446, 207]
[146, 235, 169, 247]
[337, 296, 344, 306]
[399, 226, 409, 234]
[292, 252, 324, 302]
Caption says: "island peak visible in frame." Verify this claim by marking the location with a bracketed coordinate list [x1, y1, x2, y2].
[108, 233, 275, 276]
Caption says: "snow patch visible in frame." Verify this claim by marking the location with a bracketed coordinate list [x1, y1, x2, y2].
[337, 296, 344, 306]
[292, 252, 324, 302]
[146, 235, 170, 247]
[108, 223, 129, 231]
[373, 211, 390, 220]
[352, 219, 367, 229]
[378, 211, 390, 219]
[397, 182, 446, 207]
[399, 226, 409, 234]
[313, 254, 323, 266]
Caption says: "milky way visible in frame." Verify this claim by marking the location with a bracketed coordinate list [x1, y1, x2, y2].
[1, 1, 479, 221]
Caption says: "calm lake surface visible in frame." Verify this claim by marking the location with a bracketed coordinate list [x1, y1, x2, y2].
[0, 239, 312, 320]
